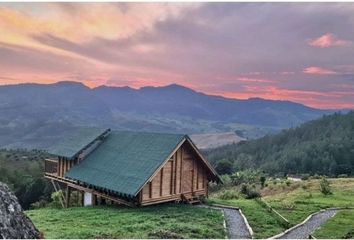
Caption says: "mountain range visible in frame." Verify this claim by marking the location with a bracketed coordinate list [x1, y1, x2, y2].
[0, 81, 340, 148]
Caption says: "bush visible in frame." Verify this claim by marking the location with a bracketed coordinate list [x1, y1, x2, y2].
[49, 190, 64, 208]
[320, 177, 332, 195]
[215, 160, 233, 175]
[30, 199, 48, 209]
[285, 180, 291, 186]
[337, 174, 348, 178]
[240, 183, 248, 194]
[240, 184, 261, 199]
[219, 189, 239, 200]
[311, 174, 322, 179]
[301, 174, 310, 180]
[245, 188, 261, 199]
[260, 176, 266, 188]
[220, 174, 232, 186]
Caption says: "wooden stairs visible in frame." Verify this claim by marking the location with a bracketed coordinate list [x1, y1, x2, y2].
[182, 194, 201, 205]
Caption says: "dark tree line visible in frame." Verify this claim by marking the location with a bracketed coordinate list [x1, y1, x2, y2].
[0, 149, 53, 209]
[205, 111, 354, 176]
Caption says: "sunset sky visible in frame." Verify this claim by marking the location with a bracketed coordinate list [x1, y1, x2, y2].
[0, 3, 354, 109]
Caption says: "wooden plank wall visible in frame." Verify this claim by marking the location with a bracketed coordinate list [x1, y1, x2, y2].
[57, 157, 76, 178]
[140, 143, 208, 204]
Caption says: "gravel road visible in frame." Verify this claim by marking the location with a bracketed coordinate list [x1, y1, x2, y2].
[197, 205, 251, 239]
[223, 208, 251, 239]
[276, 209, 338, 239]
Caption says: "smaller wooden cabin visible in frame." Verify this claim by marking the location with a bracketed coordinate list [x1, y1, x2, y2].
[44, 129, 221, 207]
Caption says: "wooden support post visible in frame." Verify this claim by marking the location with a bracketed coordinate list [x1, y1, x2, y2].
[192, 157, 195, 194]
[180, 149, 183, 193]
[174, 153, 178, 194]
[65, 185, 71, 208]
[92, 194, 97, 206]
[81, 191, 84, 206]
[170, 160, 173, 195]
[160, 167, 163, 196]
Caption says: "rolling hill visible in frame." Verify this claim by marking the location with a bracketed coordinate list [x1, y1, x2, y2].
[0, 81, 336, 149]
[205, 111, 354, 176]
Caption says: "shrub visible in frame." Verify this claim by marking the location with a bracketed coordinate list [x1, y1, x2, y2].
[240, 184, 261, 199]
[260, 176, 266, 188]
[49, 190, 63, 208]
[285, 180, 291, 186]
[245, 188, 261, 199]
[240, 183, 248, 194]
[30, 199, 48, 209]
[219, 189, 239, 200]
[215, 160, 233, 175]
[301, 174, 310, 180]
[220, 174, 232, 186]
[312, 174, 322, 179]
[320, 177, 332, 195]
[337, 174, 348, 178]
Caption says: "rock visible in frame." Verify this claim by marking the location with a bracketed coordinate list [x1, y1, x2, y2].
[0, 182, 41, 239]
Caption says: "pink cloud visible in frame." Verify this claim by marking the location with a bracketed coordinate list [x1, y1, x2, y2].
[303, 66, 337, 75]
[308, 33, 351, 48]
[237, 77, 274, 83]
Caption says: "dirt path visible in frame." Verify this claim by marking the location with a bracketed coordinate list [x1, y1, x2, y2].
[198, 205, 252, 239]
[275, 209, 338, 239]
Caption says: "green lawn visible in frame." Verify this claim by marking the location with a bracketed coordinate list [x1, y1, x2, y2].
[26, 204, 225, 239]
[208, 198, 285, 238]
[263, 178, 354, 225]
[313, 210, 354, 239]
[314, 210, 354, 239]
[209, 178, 354, 239]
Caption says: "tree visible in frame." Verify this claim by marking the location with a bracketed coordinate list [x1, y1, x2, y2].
[260, 176, 266, 188]
[215, 160, 233, 175]
[320, 177, 332, 195]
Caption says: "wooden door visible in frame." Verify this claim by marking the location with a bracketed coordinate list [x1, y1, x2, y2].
[182, 158, 193, 193]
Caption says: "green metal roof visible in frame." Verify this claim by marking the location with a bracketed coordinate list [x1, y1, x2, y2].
[45, 128, 110, 159]
[4, 126, 109, 159]
[65, 131, 186, 197]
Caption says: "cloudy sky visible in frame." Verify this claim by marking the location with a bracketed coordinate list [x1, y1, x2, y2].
[0, 3, 354, 109]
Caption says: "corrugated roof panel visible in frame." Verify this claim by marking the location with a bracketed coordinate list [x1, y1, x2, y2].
[65, 131, 186, 196]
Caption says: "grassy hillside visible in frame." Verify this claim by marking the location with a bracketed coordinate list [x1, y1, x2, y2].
[209, 178, 354, 238]
[26, 204, 225, 239]
[206, 111, 354, 176]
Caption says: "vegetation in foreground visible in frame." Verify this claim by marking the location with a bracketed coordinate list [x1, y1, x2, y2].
[26, 204, 225, 239]
[263, 178, 354, 224]
[209, 175, 354, 239]
[0, 149, 53, 209]
[313, 210, 354, 239]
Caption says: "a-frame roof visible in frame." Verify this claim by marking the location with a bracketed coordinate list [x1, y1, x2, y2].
[64, 131, 221, 197]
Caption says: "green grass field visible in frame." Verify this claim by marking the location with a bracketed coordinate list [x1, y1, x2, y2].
[313, 210, 354, 239]
[208, 198, 284, 238]
[210, 178, 354, 239]
[26, 204, 225, 239]
[263, 178, 354, 224]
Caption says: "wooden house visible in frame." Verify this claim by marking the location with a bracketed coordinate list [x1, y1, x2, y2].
[44, 129, 221, 207]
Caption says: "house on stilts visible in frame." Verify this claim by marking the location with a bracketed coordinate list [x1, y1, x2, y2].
[44, 129, 221, 207]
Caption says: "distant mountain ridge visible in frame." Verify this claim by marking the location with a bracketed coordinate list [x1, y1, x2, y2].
[0, 81, 339, 148]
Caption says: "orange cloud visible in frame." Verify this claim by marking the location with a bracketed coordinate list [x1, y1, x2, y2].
[303, 66, 337, 75]
[308, 33, 351, 48]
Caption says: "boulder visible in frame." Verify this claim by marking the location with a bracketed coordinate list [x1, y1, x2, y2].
[0, 182, 41, 239]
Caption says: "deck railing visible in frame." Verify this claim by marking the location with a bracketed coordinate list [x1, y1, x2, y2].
[45, 158, 58, 176]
